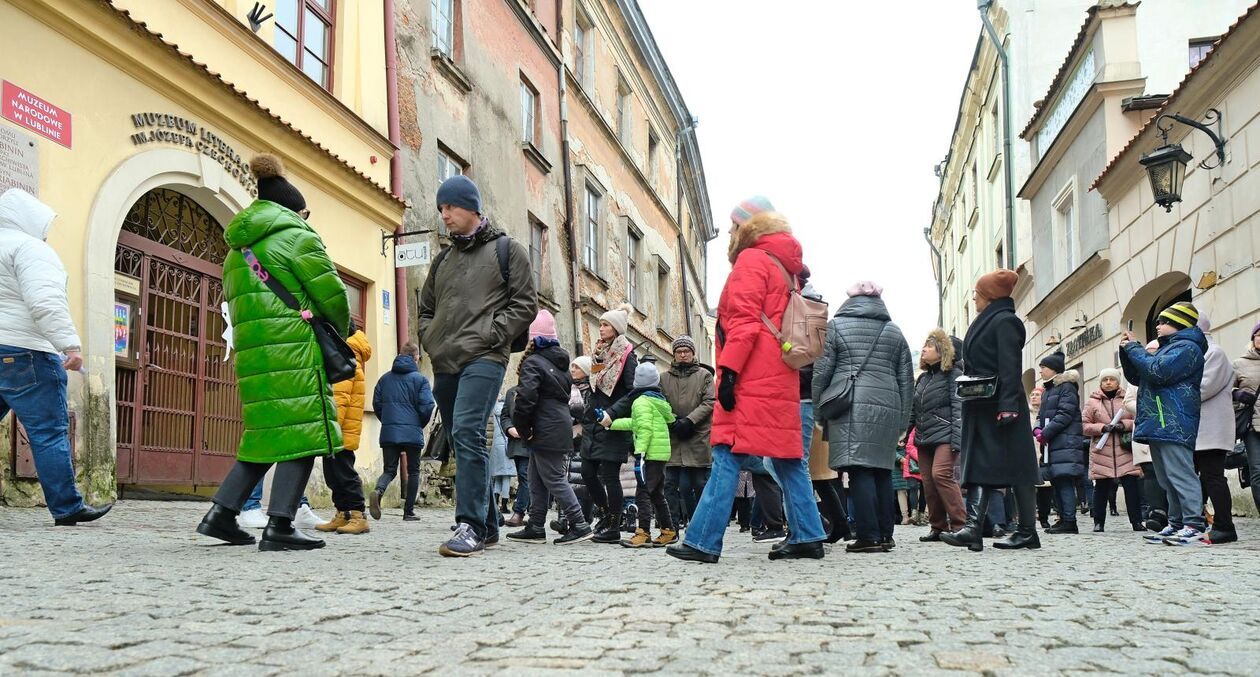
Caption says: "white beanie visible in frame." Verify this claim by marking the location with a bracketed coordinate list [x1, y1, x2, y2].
[600, 303, 633, 336]
[1099, 368, 1123, 383]
[572, 355, 593, 377]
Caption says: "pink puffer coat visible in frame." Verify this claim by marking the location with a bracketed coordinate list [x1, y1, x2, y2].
[1082, 388, 1137, 480]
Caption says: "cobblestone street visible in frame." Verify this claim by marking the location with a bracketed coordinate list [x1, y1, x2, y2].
[1, 500, 1259, 675]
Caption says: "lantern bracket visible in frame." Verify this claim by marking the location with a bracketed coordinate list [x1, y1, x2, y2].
[1155, 109, 1227, 170]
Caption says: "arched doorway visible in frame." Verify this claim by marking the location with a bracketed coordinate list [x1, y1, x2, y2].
[113, 187, 241, 485]
[1120, 272, 1193, 344]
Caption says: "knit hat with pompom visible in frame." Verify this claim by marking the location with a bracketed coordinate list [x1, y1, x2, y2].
[251, 154, 306, 213]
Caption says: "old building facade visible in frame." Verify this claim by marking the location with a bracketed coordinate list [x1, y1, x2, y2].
[0, 0, 405, 504]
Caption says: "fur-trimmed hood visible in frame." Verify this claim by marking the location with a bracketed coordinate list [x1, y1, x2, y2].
[1047, 369, 1080, 388]
[921, 327, 956, 372]
[728, 211, 792, 265]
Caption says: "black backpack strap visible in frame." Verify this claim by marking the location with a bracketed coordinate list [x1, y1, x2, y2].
[496, 236, 511, 286]
[242, 247, 303, 314]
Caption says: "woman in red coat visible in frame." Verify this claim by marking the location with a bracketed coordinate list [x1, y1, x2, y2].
[666, 200, 826, 564]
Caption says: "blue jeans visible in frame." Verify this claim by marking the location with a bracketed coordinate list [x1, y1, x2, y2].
[434, 359, 507, 540]
[1149, 441, 1205, 531]
[1051, 478, 1077, 522]
[511, 456, 530, 515]
[242, 478, 310, 512]
[0, 346, 84, 519]
[764, 401, 814, 481]
[684, 444, 825, 556]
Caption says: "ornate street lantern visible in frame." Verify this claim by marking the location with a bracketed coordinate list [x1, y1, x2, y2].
[1140, 108, 1228, 213]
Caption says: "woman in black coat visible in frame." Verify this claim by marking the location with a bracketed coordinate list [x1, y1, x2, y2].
[1033, 351, 1086, 534]
[943, 270, 1041, 552]
[581, 305, 639, 543]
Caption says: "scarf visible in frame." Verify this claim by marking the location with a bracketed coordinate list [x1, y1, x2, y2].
[593, 334, 632, 397]
[451, 216, 489, 246]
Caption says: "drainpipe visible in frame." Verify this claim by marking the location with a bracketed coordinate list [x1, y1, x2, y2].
[979, 0, 1016, 270]
[384, 0, 408, 349]
[924, 227, 943, 327]
[558, 1, 582, 355]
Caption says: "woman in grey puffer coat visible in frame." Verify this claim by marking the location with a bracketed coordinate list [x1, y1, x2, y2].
[812, 282, 914, 552]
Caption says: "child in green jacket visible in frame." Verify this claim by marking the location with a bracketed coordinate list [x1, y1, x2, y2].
[605, 363, 676, 547]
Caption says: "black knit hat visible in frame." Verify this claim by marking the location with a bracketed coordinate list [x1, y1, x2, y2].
[250, 154, 306, 213]
[1039, 350, 1066, 374]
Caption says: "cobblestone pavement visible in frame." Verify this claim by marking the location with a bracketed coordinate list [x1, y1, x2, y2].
[2, 500, 1260, 675]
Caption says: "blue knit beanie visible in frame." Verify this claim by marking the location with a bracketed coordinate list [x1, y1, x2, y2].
[436, 175, 482, 213]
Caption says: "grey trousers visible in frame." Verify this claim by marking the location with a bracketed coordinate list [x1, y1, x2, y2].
[213, 457, 316, 520]
[1149, 441, 1205, 531]
[527, 449, 585, 529]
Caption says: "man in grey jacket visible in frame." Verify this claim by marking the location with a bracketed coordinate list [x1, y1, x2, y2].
[419, 176, 537, 557]
[0, 188, 111, 526]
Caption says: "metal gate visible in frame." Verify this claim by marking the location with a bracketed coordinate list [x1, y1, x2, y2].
[113, 189, 240, 485]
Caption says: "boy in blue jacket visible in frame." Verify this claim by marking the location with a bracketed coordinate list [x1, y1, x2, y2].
[370, 342, 435, 521]
[1119, 302, 1207, 546]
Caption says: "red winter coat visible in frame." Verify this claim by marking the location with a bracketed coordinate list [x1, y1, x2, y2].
[712, 212, 803, 458]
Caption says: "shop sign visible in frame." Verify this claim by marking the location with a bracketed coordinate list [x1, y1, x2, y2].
[114, 302, 131, 357]
[2, 81, 72, 148]
[114, 272, 141, 296]
[0, 125, 38, 196]
[395, 241, 432, 268]
[127, 113, 258, 196]
[1065, 323, 1103, 359]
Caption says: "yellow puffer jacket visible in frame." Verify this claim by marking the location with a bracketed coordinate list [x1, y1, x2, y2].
[333, 330, 372, 451]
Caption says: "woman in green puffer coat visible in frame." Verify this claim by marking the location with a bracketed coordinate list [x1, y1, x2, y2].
[197, 154, 349, 552]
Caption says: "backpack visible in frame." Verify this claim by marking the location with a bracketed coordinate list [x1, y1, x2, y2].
[430, 236, 529, 353]
[759, 252, 828, 370]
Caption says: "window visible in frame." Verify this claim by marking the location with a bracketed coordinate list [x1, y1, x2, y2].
[340, 273, 366, 331]
[626, 226, 641, 307]
[995, 241, 1004, 269]
[574, 10, 592, 86]
[970, 163, 979, 217]
[616, 78, 632, 145]
[657, 264, 671, 331]
[274, 0, 334, 89]
[583, 185, 601, 272]
[991, 103, 1000, 163]
[432, 0, 456, 58]
[529, 216, 546, 293]
[520, 78, 539, 146]
[647, 129, 659, 184]
[1189, 38, 1217, 69]
[1053, 184, 1076, 280]
[437, 147, 464, 182]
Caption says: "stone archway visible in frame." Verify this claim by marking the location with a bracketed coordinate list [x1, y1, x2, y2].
[1120, 272, 1193, 344]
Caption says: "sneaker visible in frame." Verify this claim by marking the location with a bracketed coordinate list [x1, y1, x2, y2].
[591, 526, 621, 544]
[1164, 527, 1206, 546]
[1144, 525, 1178, 543]
[1143, 510, 1168, 532]
[237, 508, 268, 529]
[484, 533, 500, 548]
[293, 505, 327, 530]
[555, 522, 594, 545]
[403, 514, 420, 522]
[550, 518, 569, 534]
[507, 525, 547, 544]
[753, 528, 787, 544]
[438, 523, 484, 557]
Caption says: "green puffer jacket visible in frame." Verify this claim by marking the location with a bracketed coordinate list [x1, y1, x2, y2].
[222, 200, 350, 463]
[610, 389, 675, 462]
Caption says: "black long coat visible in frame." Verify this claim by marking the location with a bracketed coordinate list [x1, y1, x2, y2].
[959, 298, 1039, 487]
[581, 352, 638, 463]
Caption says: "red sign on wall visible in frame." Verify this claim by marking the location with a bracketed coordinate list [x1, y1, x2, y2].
[2, 81, 71, 149]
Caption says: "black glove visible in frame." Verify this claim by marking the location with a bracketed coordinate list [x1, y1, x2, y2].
[671, 417, 696, 440]
[1234, 389, 1257, 405]
[718, 369, 738, 412]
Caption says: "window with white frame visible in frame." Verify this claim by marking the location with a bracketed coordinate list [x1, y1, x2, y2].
[574, 10, 592, 86]
[583, 185, 601, 273]
[991, 104, 1000, 165]
[431, 0, 455, 58]
[520, 78, 539, 146]
[1052, 183, 1077, 280]
[437, 147, 464, 182]
[626, 225, 641, 307]
[647, 129, 659, 184]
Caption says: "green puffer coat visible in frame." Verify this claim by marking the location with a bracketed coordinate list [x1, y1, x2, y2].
[222, 200, 350, 463]
[610, 390, 675, 462]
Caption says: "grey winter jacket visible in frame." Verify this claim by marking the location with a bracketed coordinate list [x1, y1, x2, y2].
[812, 295, 914, 471]
[912, 364, 962, 451]
[1196, 340, 1236, 452]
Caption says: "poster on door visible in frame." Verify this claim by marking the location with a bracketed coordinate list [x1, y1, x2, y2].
[114, 302, 130, 357]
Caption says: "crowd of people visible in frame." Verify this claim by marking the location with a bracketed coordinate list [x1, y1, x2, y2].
[2, 154, 1257, 558]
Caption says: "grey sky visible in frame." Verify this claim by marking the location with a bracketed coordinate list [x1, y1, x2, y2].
[640, 0, 981, 347]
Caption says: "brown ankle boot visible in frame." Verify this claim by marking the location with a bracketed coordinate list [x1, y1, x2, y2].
[316, 511, 350, 532]
[652, 528, 678, 547]
[336, 510, 371, 535]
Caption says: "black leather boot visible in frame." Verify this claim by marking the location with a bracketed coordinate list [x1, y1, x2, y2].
[768, 541, 825, 561]
[995, 484, 1041, 550]
[259, 516, 326, 551]
[942, 487, 988, 552]
[196, 504, 256, 545]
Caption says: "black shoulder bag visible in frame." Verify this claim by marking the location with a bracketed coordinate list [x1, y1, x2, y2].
[242, 247, 357, 384]
[429, 236, 529, 353]
[817, 323, 887, 421]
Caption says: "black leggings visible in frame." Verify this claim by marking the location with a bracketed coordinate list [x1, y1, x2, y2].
[1092, 475, 1141, 528]
[214, 456, 315, 520]
[1195, 449, 1234, 532]
[580, 458, 624, 514]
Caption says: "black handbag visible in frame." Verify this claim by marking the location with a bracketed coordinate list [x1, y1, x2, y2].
[1226, 440, 1248, 470]
[1235, 401, 1255, 440]
[817, 324, 886, 421]
[242, 247, 357, 384]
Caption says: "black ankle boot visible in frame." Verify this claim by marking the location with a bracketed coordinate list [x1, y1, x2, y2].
[994, 485, 1042, 550]
[768, 541, 825, 561]
[941, 487, 989, 552]
[197, 504, 256, 545]
[994, 526, 1042, 549]
[260, 516, 326, 551]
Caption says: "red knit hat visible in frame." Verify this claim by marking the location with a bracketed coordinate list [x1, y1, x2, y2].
[975, 269, 1018, 301]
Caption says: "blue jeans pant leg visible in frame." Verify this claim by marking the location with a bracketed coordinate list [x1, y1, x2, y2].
[1051, 478, 1077, 522]
[1148, 444, 1183, 529]
[770, 455, 826, 544]
[683, 445, 740, 556]
[0, 347, 84, 519]
[512, 456, 530, 515]
[433, 359, 507, 540]
[243, 478, 265, 511]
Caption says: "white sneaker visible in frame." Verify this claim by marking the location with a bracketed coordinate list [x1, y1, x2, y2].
[293, 505, 327, 530]
[237, 508, 267, 529]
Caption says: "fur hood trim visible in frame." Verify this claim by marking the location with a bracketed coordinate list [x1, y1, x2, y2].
[728, 211, 791, 265]
[1050, 370, 1080, 388]
[922, 327, 955, 372]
